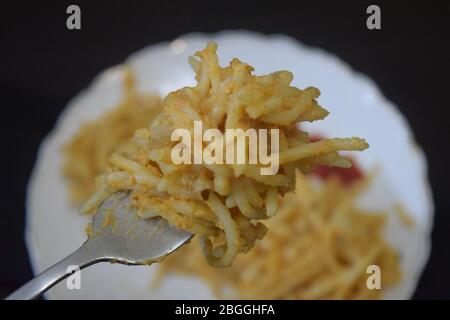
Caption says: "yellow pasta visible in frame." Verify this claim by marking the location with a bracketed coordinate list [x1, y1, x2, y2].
[63, 69, 162, 204]
[81, 43, 368, 267]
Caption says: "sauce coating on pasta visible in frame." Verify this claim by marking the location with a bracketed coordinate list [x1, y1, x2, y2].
[82, 43, 368, 267]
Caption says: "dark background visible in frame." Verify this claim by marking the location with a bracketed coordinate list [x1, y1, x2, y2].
[0, 0, 449, 299]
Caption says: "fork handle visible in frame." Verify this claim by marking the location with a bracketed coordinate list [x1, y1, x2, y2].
[6, 244, 107, 300]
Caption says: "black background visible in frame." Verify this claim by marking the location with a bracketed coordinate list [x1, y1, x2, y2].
[0, 0, 449, 299]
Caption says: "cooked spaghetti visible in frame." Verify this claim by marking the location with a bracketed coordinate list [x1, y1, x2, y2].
[157, 172, 402, 299]
[63, 70, 162, 204]
[81, 43, 368, 266]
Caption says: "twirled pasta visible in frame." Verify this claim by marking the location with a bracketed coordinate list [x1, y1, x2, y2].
[82, 43, 368, 267]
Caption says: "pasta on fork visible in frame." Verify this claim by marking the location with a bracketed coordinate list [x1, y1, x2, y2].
[82, 42, 368, 267]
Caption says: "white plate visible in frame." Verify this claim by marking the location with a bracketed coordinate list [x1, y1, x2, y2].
[26, 31, 434, 299]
